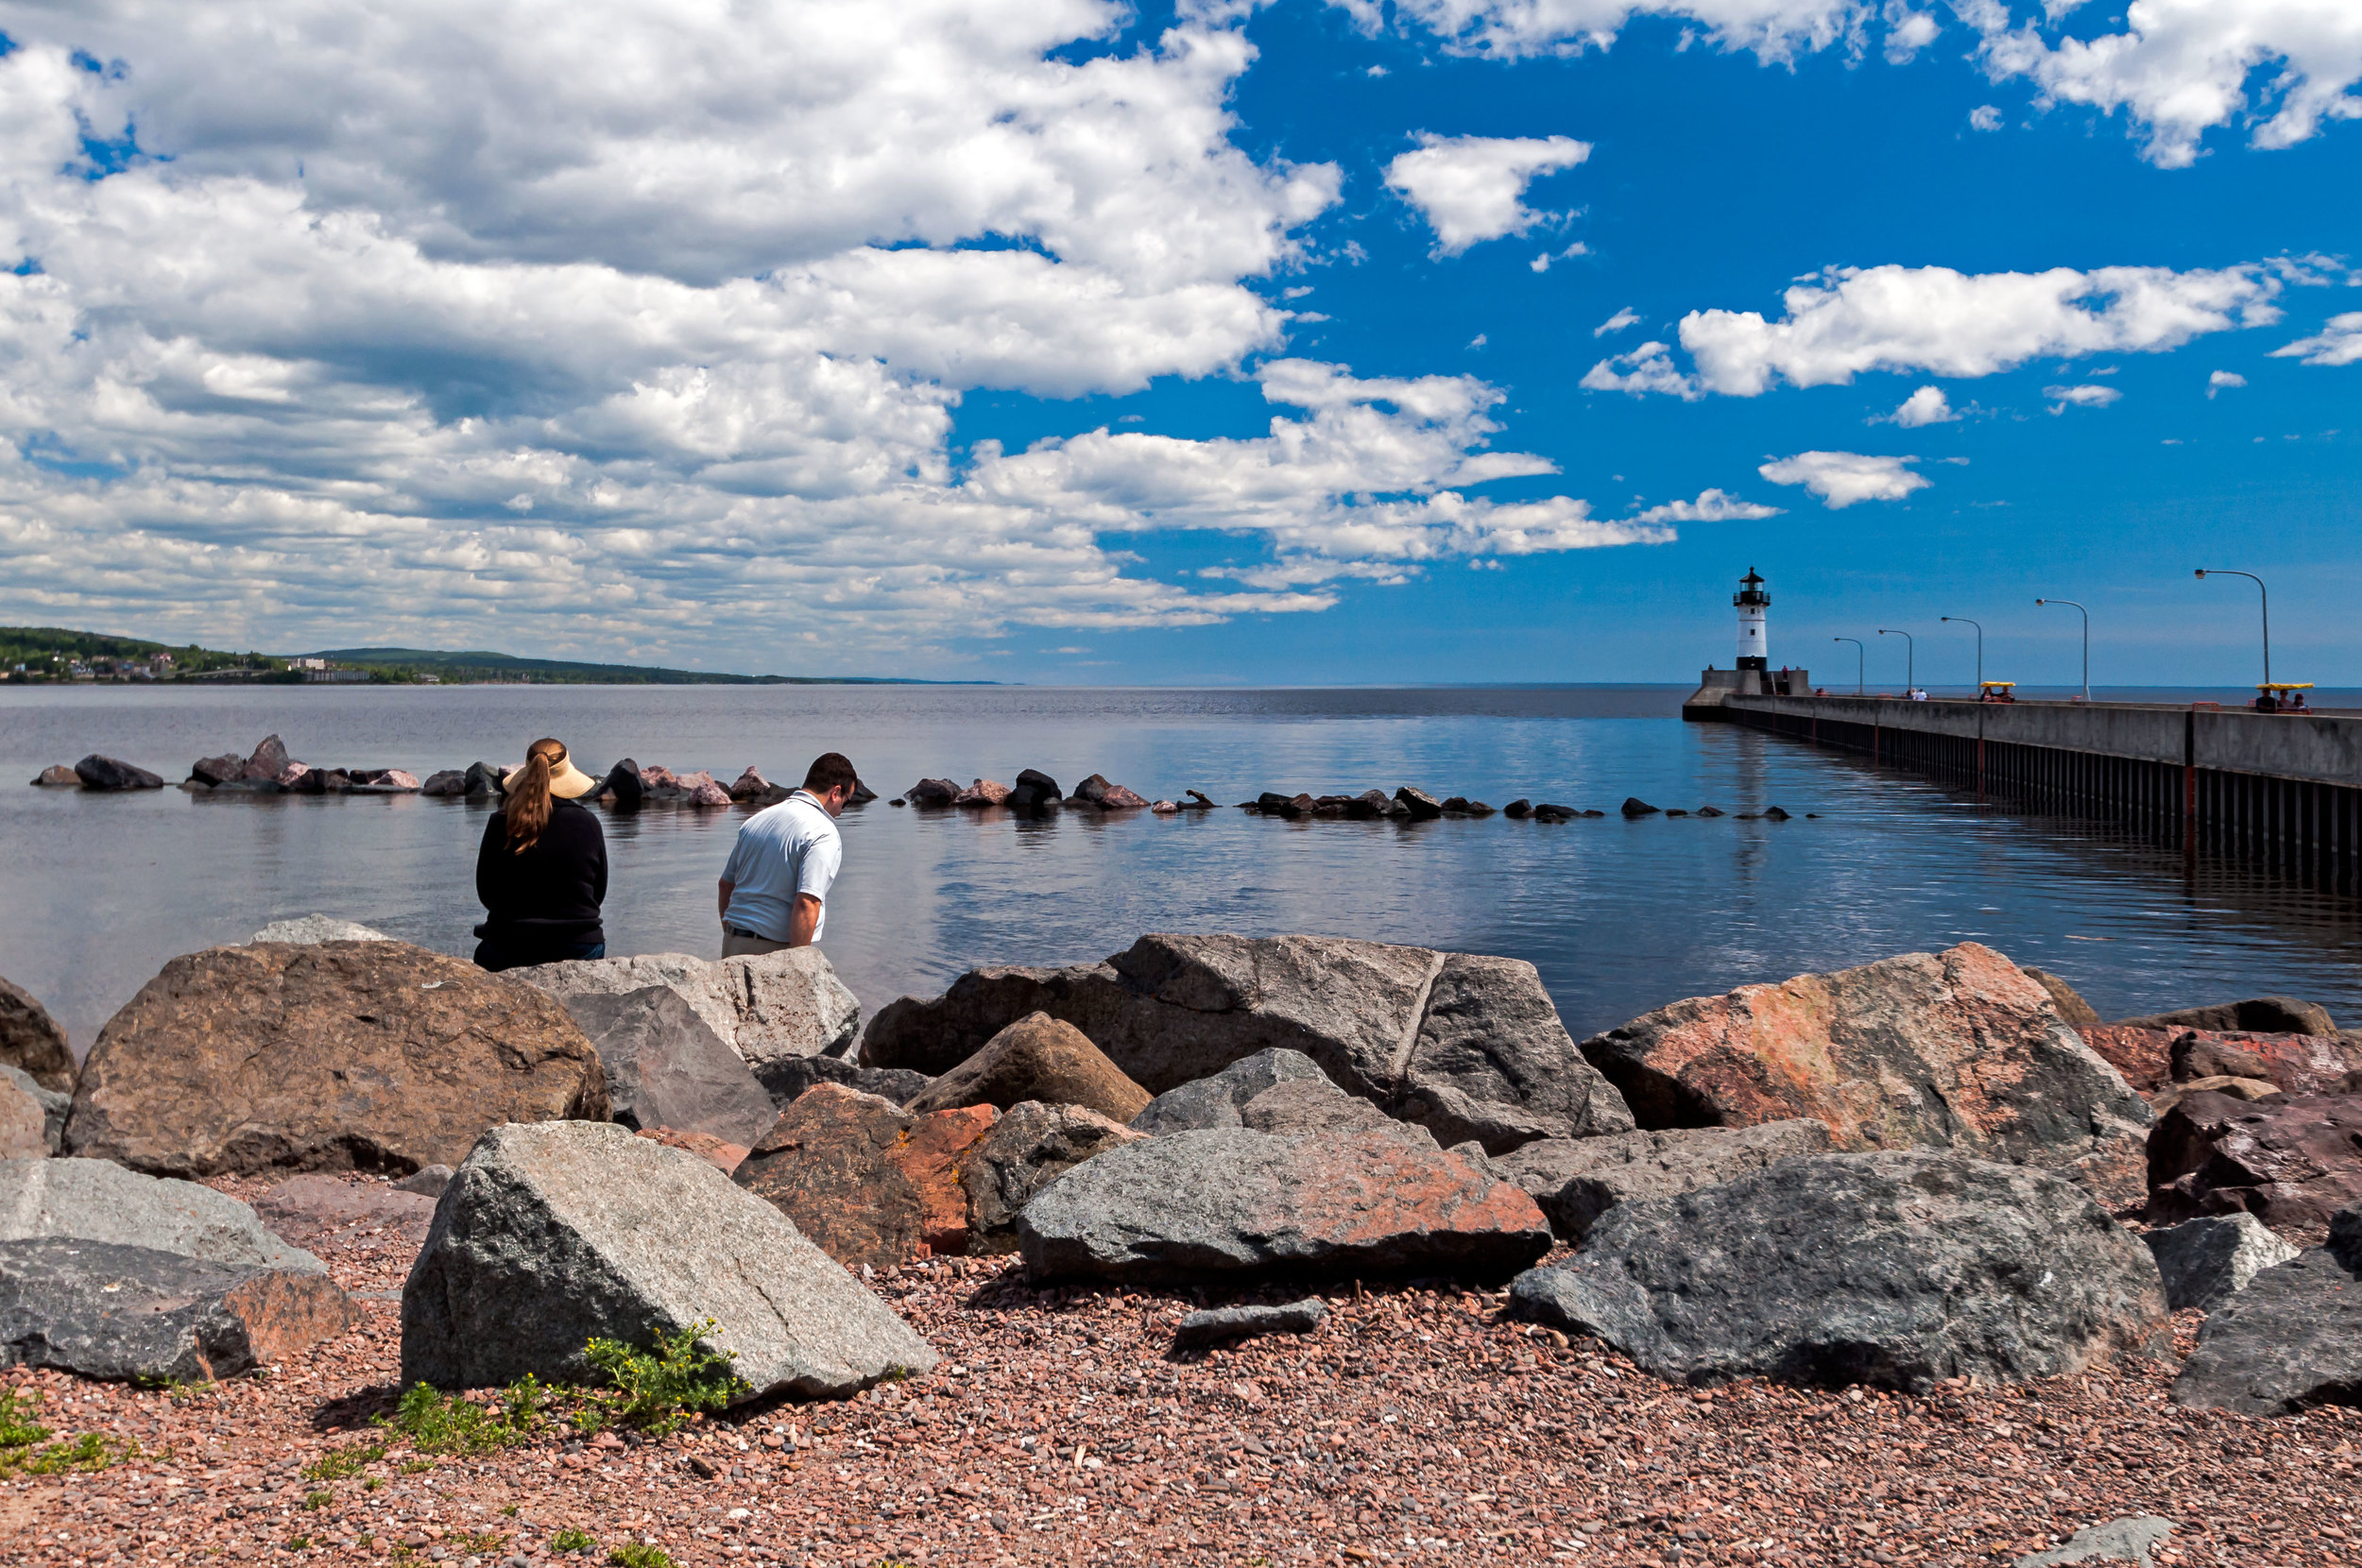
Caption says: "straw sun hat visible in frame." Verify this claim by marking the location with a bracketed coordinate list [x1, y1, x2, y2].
[504, 745, 602, 800]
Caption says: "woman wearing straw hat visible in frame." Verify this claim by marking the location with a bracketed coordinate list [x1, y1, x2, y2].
[471, 738, 608, 972]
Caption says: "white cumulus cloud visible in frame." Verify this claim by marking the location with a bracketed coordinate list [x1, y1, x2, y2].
[1336, 0, 1872, 63]
[0, 8, 1688, 667]
[1383, 132, 1592, 255]
[1969, 104, 2004, 131]
[1625, 488, 1784, 523]
[1886, 385, 1957, 426]
[1974, 0, 2362, 169]
[1593, 306, 1642, 336]
[1589, 263, 2286, 398]
[2207, 369, 2248, 396]
[2044, 383, 2123, 412]
[1757, 451, 1930, 508]
[2271, 312, 2362, 366]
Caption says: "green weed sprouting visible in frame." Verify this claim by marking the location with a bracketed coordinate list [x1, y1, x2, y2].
[301, 1490, 332, 1511]
[0, 1403, 135, 1480]
[607, 1544, 676, 1568]
[552, 1527, 598, 1554]
[580, 1320, 746, 1436]
[303, 1440, 385, 1481]
[0, 1389, 50, 1449]
[377, 1381, 540, 1456]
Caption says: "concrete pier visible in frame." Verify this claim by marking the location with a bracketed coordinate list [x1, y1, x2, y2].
[1689, 692, 2362, 889]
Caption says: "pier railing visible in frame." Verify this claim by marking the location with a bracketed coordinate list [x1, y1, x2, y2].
[1704, 694, 2362, 890]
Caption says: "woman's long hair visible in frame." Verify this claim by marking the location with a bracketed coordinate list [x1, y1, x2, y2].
[505, 738, 568, 854]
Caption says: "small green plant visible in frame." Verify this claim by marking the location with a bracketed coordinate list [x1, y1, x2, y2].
[400, 1458, 436, 1474]
[285, 1537, 312, 1552]
[581, 1321, 747, 1436]
[378, 1383, 538, 1456]
[454, 1530, 509, 1554]
[500, 1504, 520, 1517]
[365, 1477, 385, 1492]
[1, 1428, 131, 1478]
[552, 1528, 597, 1555]
[0, 1389, 51, 1449]
[304, 1440, 385, 1481]
[302, 1490, 332, 1511]
[607, 1544, 675, 1568]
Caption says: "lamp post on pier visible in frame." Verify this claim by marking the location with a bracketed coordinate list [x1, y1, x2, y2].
[1878, 628, 1914, 695]
[1834, 637, 1864, 695]
[1941, 616, 1983, 693]
[2195, 570, 2268, 690]
[2035, 598, 2089, 702]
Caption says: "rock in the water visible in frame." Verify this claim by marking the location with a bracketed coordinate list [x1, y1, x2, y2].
[250, 914, 392, 946]
[2170, 1244, 2362, 1415]
[905, 1013, 1151, 1123]
[1502, 798, 1532, 818]
[395, 1166, 454, 1198]
[251, 1174, 436, 1248]
[402, 1121, 935, 1398]
[959, 1100, 1145, 1254]
[1, 1066, 65, 1155]
[906, 777, 960, 807]
[2013, 1518, 2176, 1568]
[1005, 769, 1062, 813]
[419, 769, 468, 795]
[2119, 996, 2337, 1038]
[0, 1070, 48, 1158]
[557, 987, 779, 1151]
[0, 976, 74, 1094]
[1579, 943, 2153, 1203]
[757, 1055, 932, 1111]
[955, 778, 1011, 809]
[1173, 1297, 1328, 1348]
[1, 1157, 325, 1273]
[1129, 1048, 1333, 1135]
[2145, 1092, 2362, 1242]
[75, 755, 165, 791]
[66, 942, 608, 1177]
[733, 1085, 998, 1268]
[0, 1238, 359, 1382]
[1496, 1120, 1833, 1242]
[2143, 1214, 2300, 1312]
[727, 767, 791, 806]
[510, 947, 861, 1094]
[190, 751, 248, 787]
[2024, 967, 2103, 1028]
[1018, 1128, 1551, 1283]
[31, 764, 77, 787]
[1620, 797, 1660, 817]
[1071, 774, 1150, 810]
[864, 934, 1631, 1154]
[1394, 787, 1443, 820]
[1509, 1150, 2169, 1391]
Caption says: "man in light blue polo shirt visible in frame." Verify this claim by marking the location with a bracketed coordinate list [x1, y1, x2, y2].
[716, 752, 856, 954]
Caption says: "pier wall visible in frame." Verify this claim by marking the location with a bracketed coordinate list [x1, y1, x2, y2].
[1704, 694, 2362, 890]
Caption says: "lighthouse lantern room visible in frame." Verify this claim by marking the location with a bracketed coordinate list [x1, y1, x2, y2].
[1735, 568, 1769, 672]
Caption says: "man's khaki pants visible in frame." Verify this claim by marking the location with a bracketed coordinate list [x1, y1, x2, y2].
[723, 929, 794, 958]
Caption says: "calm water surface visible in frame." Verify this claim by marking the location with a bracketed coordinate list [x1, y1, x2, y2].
[5, 684, 2359, 1055]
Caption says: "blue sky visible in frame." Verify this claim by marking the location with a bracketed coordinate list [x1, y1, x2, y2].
[0, 1, 2354, 685]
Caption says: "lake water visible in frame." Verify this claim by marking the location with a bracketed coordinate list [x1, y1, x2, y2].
[7, 683, 2361, 1058]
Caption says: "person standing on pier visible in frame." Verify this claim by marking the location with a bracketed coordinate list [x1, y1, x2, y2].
[716, 752, 856, 954]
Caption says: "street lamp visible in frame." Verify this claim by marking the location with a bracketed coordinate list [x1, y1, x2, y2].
[2195, 570, 2268, 690]
[2035, 598, 2089, 702]
[1877, 628, 1914, 695]
[1834, 637, 1864, 695]
[1941, 616, 1983, 692]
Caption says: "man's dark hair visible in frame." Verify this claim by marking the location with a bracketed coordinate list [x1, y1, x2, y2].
[803, 752, 859, 794]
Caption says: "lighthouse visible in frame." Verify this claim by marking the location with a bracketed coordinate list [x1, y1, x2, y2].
[1735, 568, 1769, 673]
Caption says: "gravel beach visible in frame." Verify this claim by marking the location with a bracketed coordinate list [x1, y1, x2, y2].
[7, 1172, 2358, 1568]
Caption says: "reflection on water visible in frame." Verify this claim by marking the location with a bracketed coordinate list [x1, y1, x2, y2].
[4, 683, 2357, 1055]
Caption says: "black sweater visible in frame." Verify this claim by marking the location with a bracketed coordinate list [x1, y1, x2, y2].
[475, 798, 608, 951]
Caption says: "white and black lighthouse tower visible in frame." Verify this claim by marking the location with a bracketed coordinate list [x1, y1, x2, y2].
[1735, 567, 1770, 673]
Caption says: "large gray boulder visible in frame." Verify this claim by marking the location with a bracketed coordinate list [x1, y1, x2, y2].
[1129, 1048, 1330, 1134]
[2170, 1207, 2362, 1415]
[2014, 1518, 2176, 1568]
[960, 1100, 1146, 1254]
[1509, 1150, 2169, 1391]
[1495, 1120, 1833, 1242]
[250, 914, 392, 945]
[556, 987, 779, 1150]
[2143, 1213, 2300, 1313]
[0, 975, 74, 1094]
[511, 948, 861, 1092]
[1578, 943, 2154, 1208]
[402, 1120, 934, 1399]
[1, 1157, 325, 1274]
[1018, 1127, 1552, 1283]
[0, 1238, 359, 1382]
[863, 935, 1631, 1153]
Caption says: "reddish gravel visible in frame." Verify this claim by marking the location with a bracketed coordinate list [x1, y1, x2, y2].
[8, 1170, 2361, 1568]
